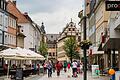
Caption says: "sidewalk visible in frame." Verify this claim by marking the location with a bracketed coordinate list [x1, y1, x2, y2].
[38, 70, 110, 80]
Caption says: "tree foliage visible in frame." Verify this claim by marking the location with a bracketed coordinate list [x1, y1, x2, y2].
[38, 41, 48, 57]
[63, 37, 80, 62]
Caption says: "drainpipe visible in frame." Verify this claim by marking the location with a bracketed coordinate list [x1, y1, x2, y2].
[2, 31, 4, 45]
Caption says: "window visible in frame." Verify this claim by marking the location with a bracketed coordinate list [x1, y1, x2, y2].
[8, 34, 9, 44]
[1, 1, 3, 9]
[5, 17, 8, 28]
[69, 28, 71, 31]
[21, 30, 23, 32]
[49, 52, 51, 56]
[54, 40, 56, 43]
[0, 15, 2, 25]
[73, 28, 75, 31]
[65, 33, 67, 35]
[52, 45, 55, 48]
[51, 35, 53, 38]
[53, 52, 55, 56]
[4, 32, 8, 44]
[0, 31, 2, 43]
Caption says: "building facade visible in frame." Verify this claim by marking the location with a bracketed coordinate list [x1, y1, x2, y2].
[0, 0, 17, 50]
[57, 20, 80, 62]
[6, 1, 45, 52]
[79, 0, 120, 70]
[46, 34, 59, 61]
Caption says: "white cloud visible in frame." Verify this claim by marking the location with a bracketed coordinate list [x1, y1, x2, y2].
[17, 0, 83, 34]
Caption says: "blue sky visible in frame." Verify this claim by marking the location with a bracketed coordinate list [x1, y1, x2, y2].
[16, 0, 83, 34]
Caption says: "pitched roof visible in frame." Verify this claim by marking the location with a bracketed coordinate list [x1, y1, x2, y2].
[46, 34, 60, 42]
[7, 1, 29, 23]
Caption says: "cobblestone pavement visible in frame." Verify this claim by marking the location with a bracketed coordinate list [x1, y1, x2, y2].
[38, 70, 110, 80]
[1, 70, 110, 80]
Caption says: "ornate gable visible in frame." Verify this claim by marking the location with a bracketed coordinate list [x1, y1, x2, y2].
[58, 20, 80, 41]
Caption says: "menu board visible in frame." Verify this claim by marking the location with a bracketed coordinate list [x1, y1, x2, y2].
[15, 68, 23, 80]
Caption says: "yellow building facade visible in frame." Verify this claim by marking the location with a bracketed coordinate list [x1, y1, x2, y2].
[57, 20, 80, 62]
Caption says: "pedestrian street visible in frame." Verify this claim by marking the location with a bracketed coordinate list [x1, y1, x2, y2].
[37, 70, 110, 80]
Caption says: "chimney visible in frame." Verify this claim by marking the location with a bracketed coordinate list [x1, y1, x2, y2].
[13, 0, 16, 6]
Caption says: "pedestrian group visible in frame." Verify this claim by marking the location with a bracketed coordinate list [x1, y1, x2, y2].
[42, 60, 83, 78]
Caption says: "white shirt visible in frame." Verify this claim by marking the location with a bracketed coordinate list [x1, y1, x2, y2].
[72, 62, 77, 68]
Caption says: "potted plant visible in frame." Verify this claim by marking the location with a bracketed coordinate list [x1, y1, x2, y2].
[80, 40, 92, 49]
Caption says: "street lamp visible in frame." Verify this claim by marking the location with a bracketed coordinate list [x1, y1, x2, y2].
[83, 0, 87, 80]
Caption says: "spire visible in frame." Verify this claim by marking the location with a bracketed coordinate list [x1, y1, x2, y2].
[41, 22, 44, 29]
[41, 22, 46, 34]
[71, 18, 72, 22]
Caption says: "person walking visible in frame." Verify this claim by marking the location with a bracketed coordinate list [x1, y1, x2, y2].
[77, 61, 80, 74]
[72, 60, 78, 77]
[55, 61, 61, 77]
[51, 60, 55, 73]
[43, 62, 47, 74]
[47, 60, 53, 77]
[63, 61, 67, 72]
[67, 62, 71, 77]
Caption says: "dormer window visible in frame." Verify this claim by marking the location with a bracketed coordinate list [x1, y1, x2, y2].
[21, 30, 23, 32]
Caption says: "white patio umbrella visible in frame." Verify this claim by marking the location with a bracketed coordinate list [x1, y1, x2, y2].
[28, 50, 45, 60]
[15, 47, 30, 59]
[16, 47, 37, 60]
[0, 48, 23, 60]
[15, 47, 45, 60]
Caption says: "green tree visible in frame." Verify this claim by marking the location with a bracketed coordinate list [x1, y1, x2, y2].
[63, 37, 80, 63]
[38, 41, 48, 57]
